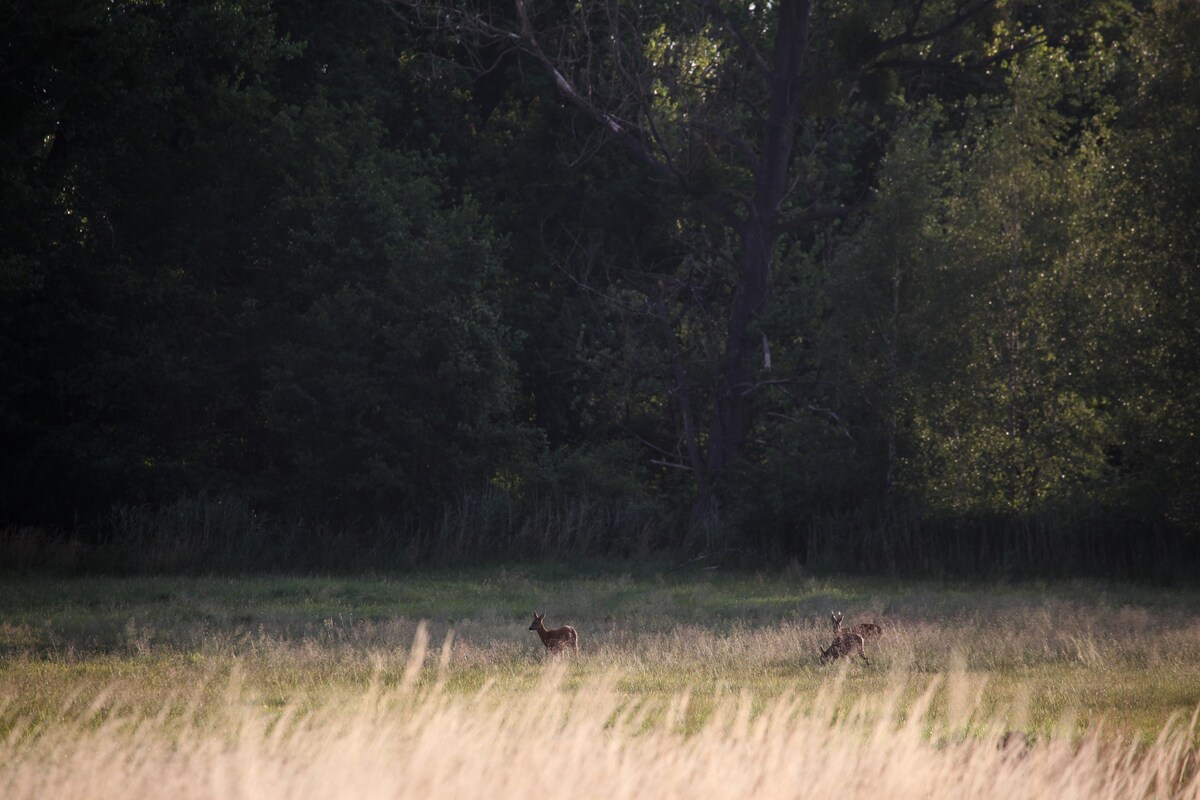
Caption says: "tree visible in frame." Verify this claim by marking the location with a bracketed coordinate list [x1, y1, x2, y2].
[816, 1, 1195, 537]
[0, 0, 527, 526]
[255, 103, 524, 516]
[0, 0, 301, 520]
[1082, 0, 1200, 534]
[402, 0, 1026, 547]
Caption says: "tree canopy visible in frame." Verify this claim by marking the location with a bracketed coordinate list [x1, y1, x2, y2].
[1, 0, 1196, 576]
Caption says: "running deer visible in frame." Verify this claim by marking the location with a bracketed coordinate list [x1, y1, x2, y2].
[528, 612, 578, 654]
[819, 631, 870, 666]
[831, 611, 883, 642]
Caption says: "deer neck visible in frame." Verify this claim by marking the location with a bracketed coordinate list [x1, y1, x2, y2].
[535, 623, 552, 645]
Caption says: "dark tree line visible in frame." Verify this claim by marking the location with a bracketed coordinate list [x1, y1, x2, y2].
[1, 0, 1196, 575]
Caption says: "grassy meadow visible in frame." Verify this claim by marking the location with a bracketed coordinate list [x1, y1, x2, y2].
[3, 564, 1200, 798]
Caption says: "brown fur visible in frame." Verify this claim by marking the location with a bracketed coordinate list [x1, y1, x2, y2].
[819, 631, 869, 666]
[820, 611, 881, 667]
[528, 612, 579, 654]
[831, 611, 883, 642]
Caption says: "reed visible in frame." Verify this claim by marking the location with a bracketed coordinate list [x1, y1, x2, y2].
[0, 490, 669, 574]
[2, 628, 1197, 800]
[804, 505, 1197, 579]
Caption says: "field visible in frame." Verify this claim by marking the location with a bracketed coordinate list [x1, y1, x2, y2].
[3, 564, 1200, 798]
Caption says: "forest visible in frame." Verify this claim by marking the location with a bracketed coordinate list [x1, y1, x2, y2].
[1, 0, 1196, 576]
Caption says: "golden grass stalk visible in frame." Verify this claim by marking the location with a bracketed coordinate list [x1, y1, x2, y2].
[3, 627, 1198, 800]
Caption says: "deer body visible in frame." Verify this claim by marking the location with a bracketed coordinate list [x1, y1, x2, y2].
[819, 611, 880, 666]
[820, 631, 869, 666]
[831, 611, 883, 642]
[528, 612, 578, 654]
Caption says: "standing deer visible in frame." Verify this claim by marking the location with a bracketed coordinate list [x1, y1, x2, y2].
[819, 631, 870, 666]
[831, 611, 883, 642]
[818, 610, 880, 666]
[528, 612, 578, 654]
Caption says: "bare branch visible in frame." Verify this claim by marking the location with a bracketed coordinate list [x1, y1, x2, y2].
[793, 0, 1013, 90]
[870, 0, 996, 56]
[872, 34, 1045, 75]
[694, 0, 772, 80]
[653, 290, 708, 486]
[766, 406, 853, 439]
[774, 201, 868, 234]
[650, 459, 695, 472]
[736, 377, 801, 398]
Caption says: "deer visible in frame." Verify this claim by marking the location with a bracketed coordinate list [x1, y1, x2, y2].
[818, 610, 880, 667]
[819, 630, 870, 666]
[528, 612, 578, 654]
[831, 611, 883, 643]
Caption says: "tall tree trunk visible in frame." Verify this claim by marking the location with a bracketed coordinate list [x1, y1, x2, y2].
[439, 0, 1006, 551]
[683, 0, 810, 550]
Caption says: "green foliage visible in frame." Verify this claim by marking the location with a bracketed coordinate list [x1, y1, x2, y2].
[901, 49, 1113, 514]
[254, 106, 522, 514]
[1, 0, 1195, 573]
[817, 44, 1116, 518]
[0, 0, 527, 527]
[1076, 0, 1200, 534]
[717, 3, 1196, 570]
[1, 0, 302, 519]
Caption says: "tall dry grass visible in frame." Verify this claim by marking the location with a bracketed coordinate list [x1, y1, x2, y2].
[3, 625, 1198, 800]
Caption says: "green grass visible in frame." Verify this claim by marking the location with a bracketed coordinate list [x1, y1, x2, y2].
[3, 565, 1200, 743]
